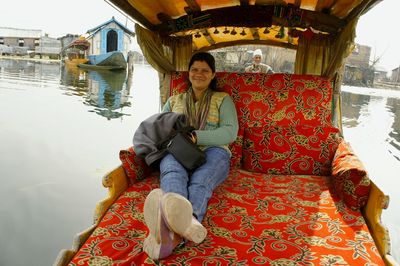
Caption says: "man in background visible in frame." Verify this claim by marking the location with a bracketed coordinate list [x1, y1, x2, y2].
[245, 49, 274, 73]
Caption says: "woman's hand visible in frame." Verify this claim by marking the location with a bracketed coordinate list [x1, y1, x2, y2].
[189, 131, 197, 144]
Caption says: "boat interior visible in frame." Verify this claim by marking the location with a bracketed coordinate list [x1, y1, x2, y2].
[54, 1, 399, 265]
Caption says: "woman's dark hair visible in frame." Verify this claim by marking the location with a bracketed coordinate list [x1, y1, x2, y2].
[188, 52, 217, 91]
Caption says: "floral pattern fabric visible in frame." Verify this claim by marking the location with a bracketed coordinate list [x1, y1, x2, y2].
[69, 171, 384, 266]
[69, 72, 380, 265]
[331, 141, 371, 210]
[119, 147, 152, 182]
[170, 72, 334, 129]
[170, 72, 335, 170]
[243, 125, 341, 175]
[228, 127, 244, 169]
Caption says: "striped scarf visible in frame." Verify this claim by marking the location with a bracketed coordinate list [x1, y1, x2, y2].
[184, 87, 212, 130]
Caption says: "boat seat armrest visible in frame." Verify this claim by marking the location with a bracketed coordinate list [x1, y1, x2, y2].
[119, 147, 153, 183]
[331, 140, 371, 210]
[362, 182, 398, 266]
[94, 166, 129, 223]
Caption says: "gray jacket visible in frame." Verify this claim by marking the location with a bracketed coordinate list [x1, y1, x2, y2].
[133, 112, 187, 167]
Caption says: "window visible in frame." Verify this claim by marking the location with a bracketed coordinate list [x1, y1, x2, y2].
[18, 38, 24, 47]
[0, 38, 4, 45]
[34, 39, 40, 46]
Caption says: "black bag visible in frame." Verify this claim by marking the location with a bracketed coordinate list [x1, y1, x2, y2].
[167, 132, 206, 170]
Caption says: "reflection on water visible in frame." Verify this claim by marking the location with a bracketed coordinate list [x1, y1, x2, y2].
[0, 58, 60, 79]
[386, 98, 400, 161]
[0, 58, 134, 120]
[342, 90, 400, 161]
[341, 87, 400, 261]
[60, 65, 132, 119]
[341, 92, 370, 128]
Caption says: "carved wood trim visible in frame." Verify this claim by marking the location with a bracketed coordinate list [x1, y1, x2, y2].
[94, 165, 129, 224]
[200, 29, 216, 46]
[53, 166, 129, 266]
[185, 0, 201, 13]
[156, 5, 344, 34]
[362, 182, 397, 266]
[197, 39, 297, 52]
[250, 27, 260, 40]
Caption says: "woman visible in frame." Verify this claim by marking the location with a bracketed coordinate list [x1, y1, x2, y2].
[142, 52, 239, 260]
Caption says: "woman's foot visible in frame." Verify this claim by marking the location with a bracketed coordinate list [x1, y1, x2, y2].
[161, 192, 207, 244]
[143, 189, 182, 260]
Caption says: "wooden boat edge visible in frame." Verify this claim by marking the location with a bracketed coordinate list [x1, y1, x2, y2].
[362, 183, 399, 265]
[53, 166, 128, 266]
[54, 165, 398, 266]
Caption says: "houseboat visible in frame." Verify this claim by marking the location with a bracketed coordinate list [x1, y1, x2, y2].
[62, 37, 90, 67]
[78, 17, 135, 70]
[55, 0, 398, 265]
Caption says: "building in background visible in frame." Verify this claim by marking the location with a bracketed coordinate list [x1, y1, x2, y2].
[59, 34, 80, 54]
[374, 65, 388, 83]
[343, 43, 374, 86]
[0, 27, 61, 59]
[0, 27, 41, 56]
[392, 67, 400, 84]
[35, 34, 61, 59]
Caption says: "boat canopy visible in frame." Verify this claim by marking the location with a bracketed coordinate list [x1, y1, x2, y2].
[65, 37, 90, 50]
[108, 0, 381, 77]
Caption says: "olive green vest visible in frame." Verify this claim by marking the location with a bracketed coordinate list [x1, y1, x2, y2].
[169, 91, 230, 152]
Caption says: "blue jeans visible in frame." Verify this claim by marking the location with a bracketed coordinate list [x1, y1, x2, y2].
[159, 147, 230, 222]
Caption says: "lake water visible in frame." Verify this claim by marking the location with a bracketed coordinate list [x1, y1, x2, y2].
[0, 59, 398, 265]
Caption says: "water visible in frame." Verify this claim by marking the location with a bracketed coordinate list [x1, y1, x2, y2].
[0, 59, 398, 265]
[0, 59, 160, 266]
[341, 86, 400, 261]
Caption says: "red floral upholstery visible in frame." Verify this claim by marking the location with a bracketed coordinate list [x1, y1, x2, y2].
[331, 141, 371, 210]
[228, 127, 244, 169]
[69, 171, 384, 266]
[170, 72, 333, 129]
[69, 73, 381, 265]
[119, 147, 152, 182]
[243, 125, 341, 175]
[169, 72, 335, 170]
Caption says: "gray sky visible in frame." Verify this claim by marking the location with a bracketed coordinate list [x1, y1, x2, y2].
[0, 0, 398, 72]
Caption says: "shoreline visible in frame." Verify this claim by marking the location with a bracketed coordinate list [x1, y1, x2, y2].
[0, 55, 61, 63]
[1, 55, 399, 91]
[373, 81, 400, 90]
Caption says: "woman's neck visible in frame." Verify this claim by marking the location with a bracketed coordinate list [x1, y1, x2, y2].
[192, 88, 207, 102]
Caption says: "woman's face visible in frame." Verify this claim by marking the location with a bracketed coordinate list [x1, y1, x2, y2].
[189, 60, 215, 91]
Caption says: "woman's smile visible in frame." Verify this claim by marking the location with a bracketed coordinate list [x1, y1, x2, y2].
[189, 61, 215, 91]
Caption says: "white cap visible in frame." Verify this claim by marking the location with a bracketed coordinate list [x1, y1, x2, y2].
[253, 49, 262, 58]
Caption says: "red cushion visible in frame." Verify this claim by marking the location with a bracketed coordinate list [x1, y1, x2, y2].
[170, 72, 334, 129]
[228, 127, 244, 169]
[243, 125, 341, 175]
[119, 147, 152, 182]
[70, 171, 384, 265]
[331, 141, 371, 209]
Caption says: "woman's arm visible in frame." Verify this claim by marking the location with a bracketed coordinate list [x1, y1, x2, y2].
[162, 99, 171, 112]
[195, 96, 238, 145]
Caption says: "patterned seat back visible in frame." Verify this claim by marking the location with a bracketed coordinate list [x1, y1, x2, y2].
[170, 72, 336, 171]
